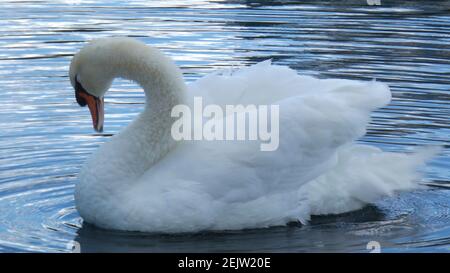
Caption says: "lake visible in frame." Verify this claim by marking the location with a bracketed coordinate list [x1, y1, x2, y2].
[0, 0, 449, 252]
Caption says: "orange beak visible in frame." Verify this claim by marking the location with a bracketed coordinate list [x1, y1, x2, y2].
[79, 92, 104, 132]
[75, 78, 104, 132]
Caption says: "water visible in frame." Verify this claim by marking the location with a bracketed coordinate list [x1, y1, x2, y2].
[0, 0, 449, 253]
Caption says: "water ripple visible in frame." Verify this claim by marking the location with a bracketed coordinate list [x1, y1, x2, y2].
[0, 0, 449, 252]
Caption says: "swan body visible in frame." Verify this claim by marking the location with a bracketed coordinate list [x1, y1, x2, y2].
[70, 37, 436, 233]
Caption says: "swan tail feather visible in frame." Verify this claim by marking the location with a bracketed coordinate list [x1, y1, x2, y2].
[302, 145, 441, 216]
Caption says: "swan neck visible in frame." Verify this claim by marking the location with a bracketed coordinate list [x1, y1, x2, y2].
[101, 48, 186, 180]
[113, 47, 186, 112]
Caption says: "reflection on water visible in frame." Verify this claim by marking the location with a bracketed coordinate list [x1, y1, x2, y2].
[0, 0, 449, 252]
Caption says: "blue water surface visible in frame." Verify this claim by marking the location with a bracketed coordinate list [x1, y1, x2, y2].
[0, 0, 449, 252]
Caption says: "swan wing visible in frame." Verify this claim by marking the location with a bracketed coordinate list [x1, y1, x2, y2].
[180, 61, 392, 197]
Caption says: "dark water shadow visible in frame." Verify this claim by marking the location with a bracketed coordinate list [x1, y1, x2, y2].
[74, 205, 386, 252]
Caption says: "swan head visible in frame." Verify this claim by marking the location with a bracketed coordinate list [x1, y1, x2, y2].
[70, 37, 186, 132]
[69, 39, 121, 132]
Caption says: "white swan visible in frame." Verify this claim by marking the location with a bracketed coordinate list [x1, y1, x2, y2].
[70, 37, 436, 233]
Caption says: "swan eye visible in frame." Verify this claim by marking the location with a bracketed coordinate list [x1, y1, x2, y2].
[74, 75, 88, 107]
